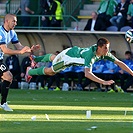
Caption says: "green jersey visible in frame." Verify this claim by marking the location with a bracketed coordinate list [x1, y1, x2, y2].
[66, 44, 116, 68]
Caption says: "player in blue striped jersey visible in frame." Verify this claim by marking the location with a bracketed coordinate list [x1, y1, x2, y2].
[0, 14, 40, 111]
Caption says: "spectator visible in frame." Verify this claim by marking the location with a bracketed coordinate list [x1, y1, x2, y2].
[84, 11, 106, 31]
[20, 0, 34, 27]
[92, 60, 105, 91]
[110, 0, 129, 30]
[35, 51, 51, 90]
[40, 0, 51, 28]
[102, 59, 119, 92]
[127, 0, 133, 28]
[20, 54, 32, 80]
[82, 60, 104, 91]
[117, 51, 133, 91]
[44, 51, 62, 91]
[73, 66, 85, 91]
[97, 0, 118, 28]
[5, 55, 21, 88]
[102, 50, 124, 92]
[62, 66, 74, 90]
[49, 0, 63, 29]
[122, 74, 133, 92]
[45, 71, 62, 91]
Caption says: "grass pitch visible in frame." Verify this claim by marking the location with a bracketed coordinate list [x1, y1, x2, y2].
[0, 90, 133, 133]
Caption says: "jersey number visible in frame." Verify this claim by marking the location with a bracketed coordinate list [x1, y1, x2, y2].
[0, 64, 6, 71]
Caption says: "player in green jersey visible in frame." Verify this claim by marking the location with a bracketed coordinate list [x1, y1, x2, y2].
[25, 37, 133, 86]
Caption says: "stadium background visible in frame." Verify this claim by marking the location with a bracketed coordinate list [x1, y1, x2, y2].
[0, 0, 132, 62]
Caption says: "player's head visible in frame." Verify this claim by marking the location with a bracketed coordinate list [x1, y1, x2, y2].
[97, 37, 110, 56]
[91, 11, 97, 20]
[125, 51, 132, 60]
[110, 50, 116, 57]
[4, 14, 17, 31]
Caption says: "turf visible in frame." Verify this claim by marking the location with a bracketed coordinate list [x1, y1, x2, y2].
[0, 90, 133, 133]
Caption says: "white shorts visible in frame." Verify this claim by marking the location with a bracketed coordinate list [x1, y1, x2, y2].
[52, 48, 85, 72]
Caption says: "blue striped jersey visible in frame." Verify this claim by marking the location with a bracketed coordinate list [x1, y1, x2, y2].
[0, 25, 19, 60]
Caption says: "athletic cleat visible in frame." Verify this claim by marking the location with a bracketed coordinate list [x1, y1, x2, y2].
[115, 85, 124, 93]
[30, 55, 37, 68]
[39, 87, 44, 90]
[0, 102, 13, 111]
[107, 89, 115, 93]
[54, 87, 61, 91]
[44, 86, 48, 90]
[25, 67, 32, 82]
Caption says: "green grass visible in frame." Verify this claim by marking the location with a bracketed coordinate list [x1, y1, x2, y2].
[0, 90, 133, 133]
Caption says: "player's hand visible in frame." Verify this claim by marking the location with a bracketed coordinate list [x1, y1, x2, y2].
[20, 46, 31, 54]
[102, 80, 115, 85]
[31, 44, 41, 52]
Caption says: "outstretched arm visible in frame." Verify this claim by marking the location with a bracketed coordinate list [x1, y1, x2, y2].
[84, 67, 114, 85]
[0, 43, 31, 55]
[14, 42, 41, 54]
[114, 59, 133, 76]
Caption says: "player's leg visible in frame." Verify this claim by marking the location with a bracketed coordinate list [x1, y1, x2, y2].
[26, 54, 57, 82]
[33, 54, 56, 63]
[25, 49, 72, 82]
[28, 66, 56, 76]
[25, 60, 65, 82]
[0, 63, 13, 111]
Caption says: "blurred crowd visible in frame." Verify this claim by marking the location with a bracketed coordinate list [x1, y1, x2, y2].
[84, 0, 133, 31]
[20, 0, 63, 29]
[19, 0, 133, 30]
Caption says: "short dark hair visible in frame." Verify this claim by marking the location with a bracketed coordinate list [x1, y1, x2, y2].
[125, 51, 131, 55]
[97, 37, 110, 47]
[111, 50, 116, 55]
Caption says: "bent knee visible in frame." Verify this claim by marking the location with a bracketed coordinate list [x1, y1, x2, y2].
[2, 71, 13, 82]
[44, 67, 56, 76]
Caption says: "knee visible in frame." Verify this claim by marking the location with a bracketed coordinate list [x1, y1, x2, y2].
[2, 71, 13, 82]
[6, 74, 13, 82]
[50, 54, 56, 61]
[44, 67, 56, 76]
[47, 71, 56, 76]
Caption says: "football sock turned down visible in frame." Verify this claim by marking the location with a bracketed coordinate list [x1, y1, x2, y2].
[34, 54, 52, 63]
[28, 67, 46, 75]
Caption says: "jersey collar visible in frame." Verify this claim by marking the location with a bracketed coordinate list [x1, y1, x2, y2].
[2, 25, 9, 32]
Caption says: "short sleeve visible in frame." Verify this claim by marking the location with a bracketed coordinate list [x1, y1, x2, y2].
[11, 31, 19, 44]
[104, 52, 117, 62]
[0, 31, 6, 44]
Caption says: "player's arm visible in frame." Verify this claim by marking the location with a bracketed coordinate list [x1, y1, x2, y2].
[114, 59, 133, 76]
[25, 7, 34, 14]
[0, 43, 31, 55]
[14, 42, 40, 52]
[84, 67, 114, 85]
[14, 42, 25, 50]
